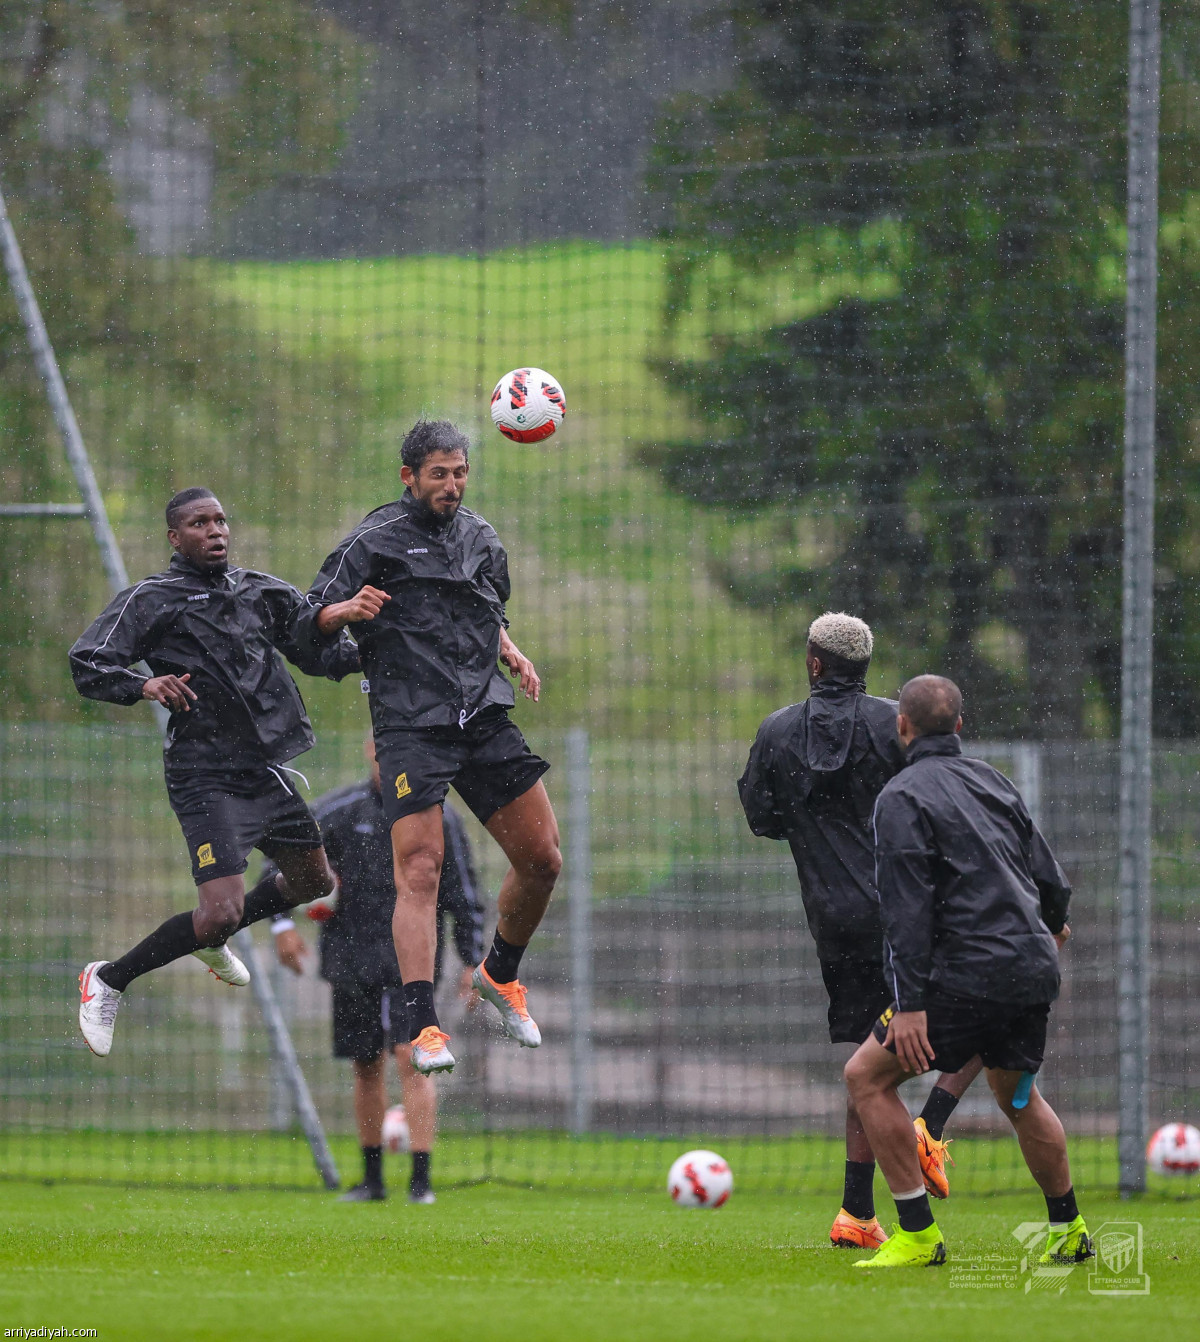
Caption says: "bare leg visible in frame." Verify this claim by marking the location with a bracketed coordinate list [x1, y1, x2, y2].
[846, 1090, 874, 1164]
[273, 845, 337, 905]
[484, 781, 562, 947]
[388, 805, 445, 982]
[193, 874, 246, 946]
[934, 1055, 983, 1099]
[395, 1045, 436, 1151]
[844, 1036, 927, 1196]
[352, 1052, 388, 1147]
[988, 1069, 1072, 1197]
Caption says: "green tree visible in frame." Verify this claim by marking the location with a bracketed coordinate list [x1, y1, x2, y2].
[646, 0, 1200, 738]
[0, 1, 365, 718]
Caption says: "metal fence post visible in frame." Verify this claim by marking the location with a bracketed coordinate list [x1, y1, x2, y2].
[566, 727, 594, 1134]
[1117, 0, 1160, 1197]
[233, 928, 340, 1190]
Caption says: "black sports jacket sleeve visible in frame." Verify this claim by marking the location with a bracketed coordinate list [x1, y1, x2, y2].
[69, 584, 161, 705]
[872, 787, 938, 1010]
[1030, 822, 1071, 934]
[263, 580, 360, 680]
[738, 726, 788, 840]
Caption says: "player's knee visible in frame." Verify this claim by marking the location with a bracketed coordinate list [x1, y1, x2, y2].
[195, 906, 240, 946]
[396, 845, 442, 897]
[522, 840, 562, 888]
[843, 1053, 867, 1098]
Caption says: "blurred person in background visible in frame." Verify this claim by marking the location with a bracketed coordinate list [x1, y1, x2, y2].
[271, 734, 484, 1204]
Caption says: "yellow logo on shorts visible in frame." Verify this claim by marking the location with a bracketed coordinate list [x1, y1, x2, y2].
[395, 773, 412, 800]
[197, 842, 215, 869]
[879, 1005, 895, 1029]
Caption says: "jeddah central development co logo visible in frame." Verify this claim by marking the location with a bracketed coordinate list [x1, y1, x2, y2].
[948, 1221, 1150, 1295]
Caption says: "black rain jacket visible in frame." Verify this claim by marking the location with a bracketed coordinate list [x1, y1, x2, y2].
[738, 674, 905, 957]
[299, 491, 514, 732]
[69, 553, 360, 772]
[270, 783, 485, 987]
[872, 733, 1071, 1010]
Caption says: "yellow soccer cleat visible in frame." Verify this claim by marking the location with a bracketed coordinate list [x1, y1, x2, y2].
[853, 1224, 946, 1269]
[1039, 1215, 1095, 1265]
[914, 1117, 954, 1199]
[830, 1209, 889, 1249]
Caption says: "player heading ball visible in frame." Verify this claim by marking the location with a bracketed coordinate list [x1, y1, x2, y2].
[300, 420, 561, 1076]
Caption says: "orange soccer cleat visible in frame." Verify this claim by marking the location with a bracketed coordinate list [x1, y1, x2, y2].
[914, 1117, 955, 1199]
[410, 1026, 455, 1075]
[472, 963, 542, 1047]
[829, 1209, 890, 1249]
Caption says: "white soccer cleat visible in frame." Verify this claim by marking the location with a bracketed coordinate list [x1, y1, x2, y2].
[192, 943, 251, 987]
[472, 963, 542, 1048]
[410, 1026, 455, 1075]
[78, 961, 122, 1057]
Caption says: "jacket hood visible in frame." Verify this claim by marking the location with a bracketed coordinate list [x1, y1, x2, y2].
[805, 672, 868, 773]
[905, 732, 963, 765]
[168, 551, 231, 582]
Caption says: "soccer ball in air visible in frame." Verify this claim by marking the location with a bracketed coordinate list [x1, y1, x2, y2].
[667, 1149, 733, 1208]
[382, 1104, 410, 1155]
[490, 367, 566, 443]
[1146, 1122, 1200, 1175]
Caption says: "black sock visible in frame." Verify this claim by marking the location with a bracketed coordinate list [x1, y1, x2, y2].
[411, 1150, 431, 1194]
[363, 1145, 383, 1191]
[483, 930, 525, 985]
[919, 1086, 960, 1142]
[895, 1190, 934, 1233]
[1045, 1187, 1079, 1225]
[97, 873, 298, 994]
[98, 911, 203, 992]
[403, 980, 439, 1036]
[842, 1160, 876, 1220]
[236, 873, 296, 930]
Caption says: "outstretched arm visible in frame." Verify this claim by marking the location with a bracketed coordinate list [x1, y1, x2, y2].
[499, 627, 540, 701]
[70, 584, 194, 709]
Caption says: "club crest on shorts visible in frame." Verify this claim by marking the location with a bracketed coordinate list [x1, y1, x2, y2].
[394, 773, 412, 799]
[197, 842, 215, 868]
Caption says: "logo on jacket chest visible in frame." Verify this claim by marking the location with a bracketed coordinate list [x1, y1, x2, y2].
[187, 593, 211, 603]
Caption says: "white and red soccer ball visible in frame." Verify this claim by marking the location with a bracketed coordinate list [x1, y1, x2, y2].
[490, 367, 566, 443]
[1146, 1122, 1200, 1175]
[667, 1149, 733, 1208]
[382, 1104, 410, 1155]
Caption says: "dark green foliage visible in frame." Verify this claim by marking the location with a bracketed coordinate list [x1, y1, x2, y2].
[647, 1, 1200, 737]
[0, 1, 365, 718]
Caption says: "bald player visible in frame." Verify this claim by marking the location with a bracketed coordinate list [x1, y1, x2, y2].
[739, 614, 981, 1249]
[845, 675, 1088, 1269]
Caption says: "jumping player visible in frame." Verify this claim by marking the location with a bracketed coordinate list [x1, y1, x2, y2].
[300, 420, 561, 1075]
[738, 613, 981, 1249]
[846, 675, 1089, 1268]
[69, 488, 360, 1056]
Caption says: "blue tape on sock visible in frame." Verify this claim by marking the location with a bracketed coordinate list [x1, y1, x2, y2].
[1012, 1071, 1035, 1110]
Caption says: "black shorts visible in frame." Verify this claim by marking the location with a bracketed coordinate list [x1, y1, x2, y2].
[167, 766, 322, 884]
[819, 946, 893, 1045]
[871, 990, 1052, 1074]
[374, 708, 550, 828]
[331, 980, 408, 1060]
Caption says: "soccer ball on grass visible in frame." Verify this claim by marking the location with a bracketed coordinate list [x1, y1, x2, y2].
[667, 1149, 732, 1208]
[382, 1104, 410, 1155]
[490, 367, 566, 442]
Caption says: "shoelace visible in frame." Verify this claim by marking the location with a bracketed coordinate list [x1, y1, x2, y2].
[414, 1028, 450, 1054]
[96, 992, 120, 1027]
[495, 979, 530, 1017]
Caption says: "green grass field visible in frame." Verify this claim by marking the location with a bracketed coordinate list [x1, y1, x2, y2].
[2, 1180, 1194, 1342]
